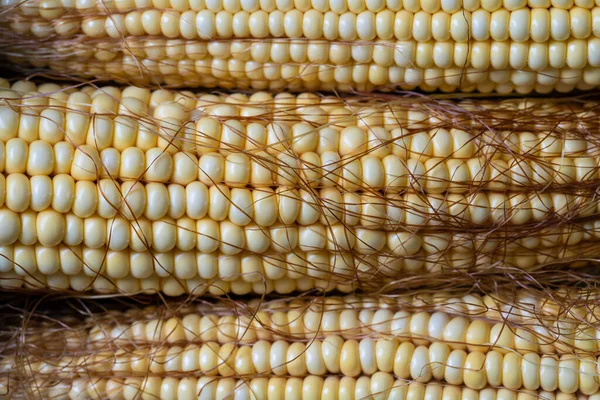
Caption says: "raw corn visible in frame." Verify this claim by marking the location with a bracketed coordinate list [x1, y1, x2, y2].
[2, 0, 600, 396]
[5, 292, 600, 398]
[0, 81, 599, 295]
[1, 137, 599, 192]
[3, 1, 600, 91]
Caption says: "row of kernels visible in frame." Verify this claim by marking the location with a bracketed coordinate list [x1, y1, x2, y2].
[13, 0, 600, 19]
[0, 241, 413, 282]
[139, 7, 600, 43]
[19, 7, 600, 43]
[114, 55, 600, 91]
[389, 345, 598, 394]
[1, 240, 581, 284]
[18, 0, 600, 19]
[65, 147, 600, 193]
[13, 104, 594, 160]
[2, 89, 453, 151]
[194, 122, 478, 158]
[382, 39, 600, 71]
[11, 97, 599, 159]
[0, 80, 452, 129]
[0, 268, 328, 296]
[7, 79, 597, 126]
[1, 205, 595, 254]
[8, 78, 600, 123]
[10, 106, 599, 161]
[0, 250, 591, 296]
[72, 291, 600, 345]
[493, 130, 595, 157]
[0, 79, 356, 118]
[88, 290, 600, 339]
[63, 375, 588, 400]
[44, 53, 599, 94]
[4, 45, 597, 94]
[84, 301, 600, 354]
[112, 37, 600, 77]
[89, 321, 558, 364]
[0, 242, 454, 284]
[7, 30, 600, 82]
[52, 340, 600, 393]
[7, 136, 600, 192]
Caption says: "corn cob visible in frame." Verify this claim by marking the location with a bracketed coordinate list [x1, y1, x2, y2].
[5, 293, 600, 398]
[1, 81, 599, 296]
[3, 1, 600, 91]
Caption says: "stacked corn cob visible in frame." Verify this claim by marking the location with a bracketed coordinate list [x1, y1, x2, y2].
[4, 289, 600, 398]
[1, 78, 600, 296]
[2, 0, 600, 91]
[1, 0, 600, 396]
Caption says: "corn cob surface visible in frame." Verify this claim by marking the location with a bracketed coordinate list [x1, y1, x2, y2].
[0, 80, 599, 295]
[4, 291, 600, 398]
[2, 0, 600, 396]
[3, 0, 600, 91]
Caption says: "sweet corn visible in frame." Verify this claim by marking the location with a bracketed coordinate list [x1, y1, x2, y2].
[6, 292, 600, 398]
[2, 1, 600, 397]
[0, 81, 598, 295]
[3, 2, 600, 91]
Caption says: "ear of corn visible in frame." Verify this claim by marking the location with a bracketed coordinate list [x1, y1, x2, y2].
[0, 81, 598, 295]
[2, 0, 600, 395]
[4, 291, 600, 398]
[2, 2, 600, 91]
